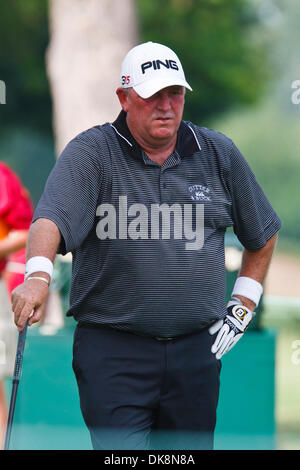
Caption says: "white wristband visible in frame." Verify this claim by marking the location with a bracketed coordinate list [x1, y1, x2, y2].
[25, 256, 53, 280]
[232, 276, 263, 306]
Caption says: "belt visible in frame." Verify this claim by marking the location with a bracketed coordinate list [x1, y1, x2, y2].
[153, 336, 176, 341]
[78, 322, 204, 342]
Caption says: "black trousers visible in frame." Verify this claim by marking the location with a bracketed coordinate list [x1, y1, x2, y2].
[72, 323, 221, 450]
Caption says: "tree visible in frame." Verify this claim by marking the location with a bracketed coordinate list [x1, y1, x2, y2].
[46, 0, 138, 155]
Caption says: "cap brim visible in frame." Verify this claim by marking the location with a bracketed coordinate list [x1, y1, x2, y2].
[133, 77, 192, 99]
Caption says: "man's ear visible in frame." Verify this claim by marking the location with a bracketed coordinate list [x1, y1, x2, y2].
[116, 87, 130, 112]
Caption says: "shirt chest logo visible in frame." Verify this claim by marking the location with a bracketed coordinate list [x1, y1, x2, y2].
[188, 184, 212, 202]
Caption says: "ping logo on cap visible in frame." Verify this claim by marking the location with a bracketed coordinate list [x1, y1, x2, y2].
[141, 59, 179, 74]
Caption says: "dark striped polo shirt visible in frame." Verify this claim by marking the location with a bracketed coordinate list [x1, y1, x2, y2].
[33, 110, 281, 337]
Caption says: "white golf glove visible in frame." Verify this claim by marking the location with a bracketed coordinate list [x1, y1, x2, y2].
[209, 300, 254, 360]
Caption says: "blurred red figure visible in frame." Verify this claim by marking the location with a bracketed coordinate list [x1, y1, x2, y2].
[0, 162, 33, 448]
[0, 162, 33, 293]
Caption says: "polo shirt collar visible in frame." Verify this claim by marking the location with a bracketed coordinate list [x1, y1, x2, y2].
[111, 110, 201, 161]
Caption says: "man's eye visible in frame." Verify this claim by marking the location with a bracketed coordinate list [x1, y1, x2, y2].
[171, 88, 183, 95]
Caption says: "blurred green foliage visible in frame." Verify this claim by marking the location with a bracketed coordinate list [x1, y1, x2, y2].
[0, 0, 51, 134]
[0, 0, 54, 205]
[0, 127, 55, 205]
[137, 0, 272, 125]
[211, 99, 300, 244]
[210, 0, 300, 245]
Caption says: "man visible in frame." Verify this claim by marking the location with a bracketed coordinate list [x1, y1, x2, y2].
[11, 42, 281, 450]
[0, 162, 33, 448]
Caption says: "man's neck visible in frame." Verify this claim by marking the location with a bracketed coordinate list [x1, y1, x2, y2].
[142, 142, 177, 166]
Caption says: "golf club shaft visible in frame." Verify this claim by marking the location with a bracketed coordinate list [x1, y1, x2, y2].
[4, 320, 29, 450]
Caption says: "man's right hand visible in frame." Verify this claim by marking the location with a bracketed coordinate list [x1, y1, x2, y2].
[11, 277, 50, 331]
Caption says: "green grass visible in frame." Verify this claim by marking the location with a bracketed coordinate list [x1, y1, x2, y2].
[262, 305, 300, 449]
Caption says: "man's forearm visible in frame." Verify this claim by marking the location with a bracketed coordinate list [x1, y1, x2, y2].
[26, 218, 62, 281]
[209, 232, 279, 357]
[235, 232, 278, 310]
[11, 218, 62, 330]
[239, 233, 278, 283]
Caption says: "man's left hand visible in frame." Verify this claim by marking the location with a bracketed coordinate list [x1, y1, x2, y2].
[208, 301, 254, 360]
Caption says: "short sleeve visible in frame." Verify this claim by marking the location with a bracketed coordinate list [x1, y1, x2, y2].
[33, 132, 103, 254]
[229, 142, 281, 250]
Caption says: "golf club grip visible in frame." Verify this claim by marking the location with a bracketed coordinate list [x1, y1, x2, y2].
[13, 321, 28, 383]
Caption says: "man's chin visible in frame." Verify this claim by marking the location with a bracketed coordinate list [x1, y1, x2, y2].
[151, 125, 176, 140]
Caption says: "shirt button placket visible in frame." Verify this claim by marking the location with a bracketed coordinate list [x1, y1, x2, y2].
[159, 169, 168, 203]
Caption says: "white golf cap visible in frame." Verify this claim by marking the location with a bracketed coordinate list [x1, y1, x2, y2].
[120, 41, 192, 98]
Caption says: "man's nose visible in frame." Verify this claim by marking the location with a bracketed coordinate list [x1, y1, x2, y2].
[156, 91, 171, 110]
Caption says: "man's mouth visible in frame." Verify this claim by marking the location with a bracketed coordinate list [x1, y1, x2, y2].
[155, 117, 171, 123]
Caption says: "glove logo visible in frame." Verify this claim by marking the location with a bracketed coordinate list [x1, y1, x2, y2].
[233, 306, 248, 319]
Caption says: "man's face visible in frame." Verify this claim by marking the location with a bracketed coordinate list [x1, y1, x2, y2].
[116, 85, 185, 149]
